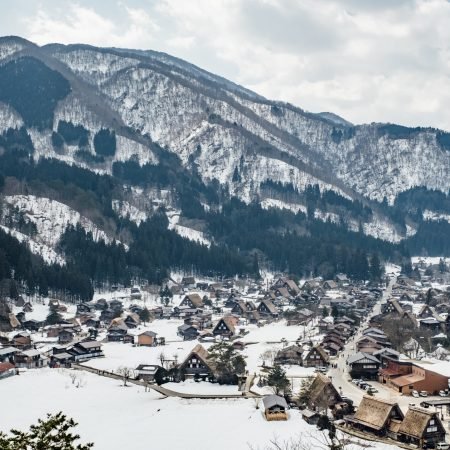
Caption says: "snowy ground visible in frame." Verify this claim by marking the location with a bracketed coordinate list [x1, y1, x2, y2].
[411, 256, 449, 265]
[0, 369, 399, 450]
[163, 380, 240, 395]
[87, 340, 198, 373]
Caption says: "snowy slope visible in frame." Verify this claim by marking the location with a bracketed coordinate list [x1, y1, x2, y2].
[423, 210, 450, 224]
[4, 195, 113, 247]
[0, 225, 65, 265]
[1, 37, 449, 247]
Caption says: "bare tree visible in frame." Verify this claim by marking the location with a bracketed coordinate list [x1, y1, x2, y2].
[69, 372, 78, 385]
[259, 349, 278, 367]
[249, 429, 358, 450]
[116, 366, 135, 386]
[159, 351, 166, 368]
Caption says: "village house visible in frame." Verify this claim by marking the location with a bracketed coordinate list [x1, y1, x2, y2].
[356, 336, 386, 354]
[22, 319, 43, 332]
[181, 277, 196, 289]
[306, 374, 341, 413]
[137, 331, 157, 347]
[335, 274, 349, 286]
[302, 280, 321, 292]
[301, 409, 321, 425]
[257, 299, 279, 319]
[68, 341, 103, 362]
[177, 324, 199, 340]
[231, 300, 256, 317]
[347, 352, 381, 380]
[183, 312, 213, 330]
[12, 332, 32, 349]
[179, 294, 204, 309]
[273, 277, 300, 297]
[303, 345, 330, 367]
[0, 362, 16, 379]
[346, 396, 404, 437]
[178, 344, 215, 379]
[323, 280, 338, 290]
[130, 287, 142, 300]
[76, 302, 94, 314]
[15, 349, 47, 369]
[262, 395, 288, 421]
[107, 321, 129, 342]
[135, 364, 167, 383]
[58, 329, 74, 345]
[397, 407, 446, 448]
[274, 345, 304, 365]
[123, 313, 140, 329]
[379, 358, 449, 395]
[0, 346, 20, 364]
[212, 316, 236, 338]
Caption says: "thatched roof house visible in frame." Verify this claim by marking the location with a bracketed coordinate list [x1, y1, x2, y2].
[274, 345, 304, 365]
[398, 407, 446, 447]
[348, 396, 404, 435]
[307, 373, 341, 412]
[179, 343, 216, 377]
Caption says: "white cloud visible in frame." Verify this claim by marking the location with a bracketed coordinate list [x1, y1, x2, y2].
[24, 3, 159, 49]
[16, 0, 450, 130]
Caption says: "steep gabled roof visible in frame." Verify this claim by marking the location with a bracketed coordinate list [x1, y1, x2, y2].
[305, 344, 330, 363]
[179, 344, 215, 372]
[181, 294, 204, 308]
[347, 352, 380, 365]
[308, 373, 340, 405]
[212, 316, 235, 334]
[258, 299, 278, 314]
[353, 396, 403, 431]
[263, 394, 288, 410]
[398, 408, 442, 439]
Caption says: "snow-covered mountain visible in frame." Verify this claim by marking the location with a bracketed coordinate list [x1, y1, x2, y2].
[0, 35, 450, 261]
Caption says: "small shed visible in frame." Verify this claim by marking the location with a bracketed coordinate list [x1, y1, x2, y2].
[138, 331, 157, 347]
[262, 395, 288, 421]
[302, 409, 320, 425]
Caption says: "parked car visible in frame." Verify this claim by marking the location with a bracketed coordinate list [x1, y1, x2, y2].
[439, 390, 448, 397]
[419, 391, 428, 397]
[340, 397, 354, 405]
[436, 443, 450, 450]
[367, 387, 378, 394]
[411, 390, 420, 398]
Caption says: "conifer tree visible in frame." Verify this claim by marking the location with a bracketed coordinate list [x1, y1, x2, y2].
[267, 364, 290, 395]
[0, 412, 93, 449]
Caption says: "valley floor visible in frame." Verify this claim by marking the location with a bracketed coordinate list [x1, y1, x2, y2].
[0, 368, 398, 450]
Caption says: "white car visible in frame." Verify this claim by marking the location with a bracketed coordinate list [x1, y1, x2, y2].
[439, 390, 448, 397]
[411, 390, 420, 398]
[419, 391, 428, 397]
[436, 443, 450, 450]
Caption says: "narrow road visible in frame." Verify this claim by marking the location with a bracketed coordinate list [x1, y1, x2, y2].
[73, 363, 260, 399]
[328, 276, 396, 406]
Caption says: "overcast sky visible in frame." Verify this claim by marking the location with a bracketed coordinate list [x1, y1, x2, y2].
[2, 0, 450, 130]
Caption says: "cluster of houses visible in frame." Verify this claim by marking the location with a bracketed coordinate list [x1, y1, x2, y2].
[345, 396, 446, 448]
[0, 337, 103, 370]
[297, 371, 448, 449]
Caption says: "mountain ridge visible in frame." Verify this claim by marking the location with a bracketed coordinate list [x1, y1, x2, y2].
[0, 36, 450, 299]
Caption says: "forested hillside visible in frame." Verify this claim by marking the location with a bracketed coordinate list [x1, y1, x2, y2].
[0, 36, 449, 299]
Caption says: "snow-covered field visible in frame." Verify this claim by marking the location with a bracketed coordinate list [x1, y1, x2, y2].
[411, 256, 449, 265]
[0, 369, 398, 450]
